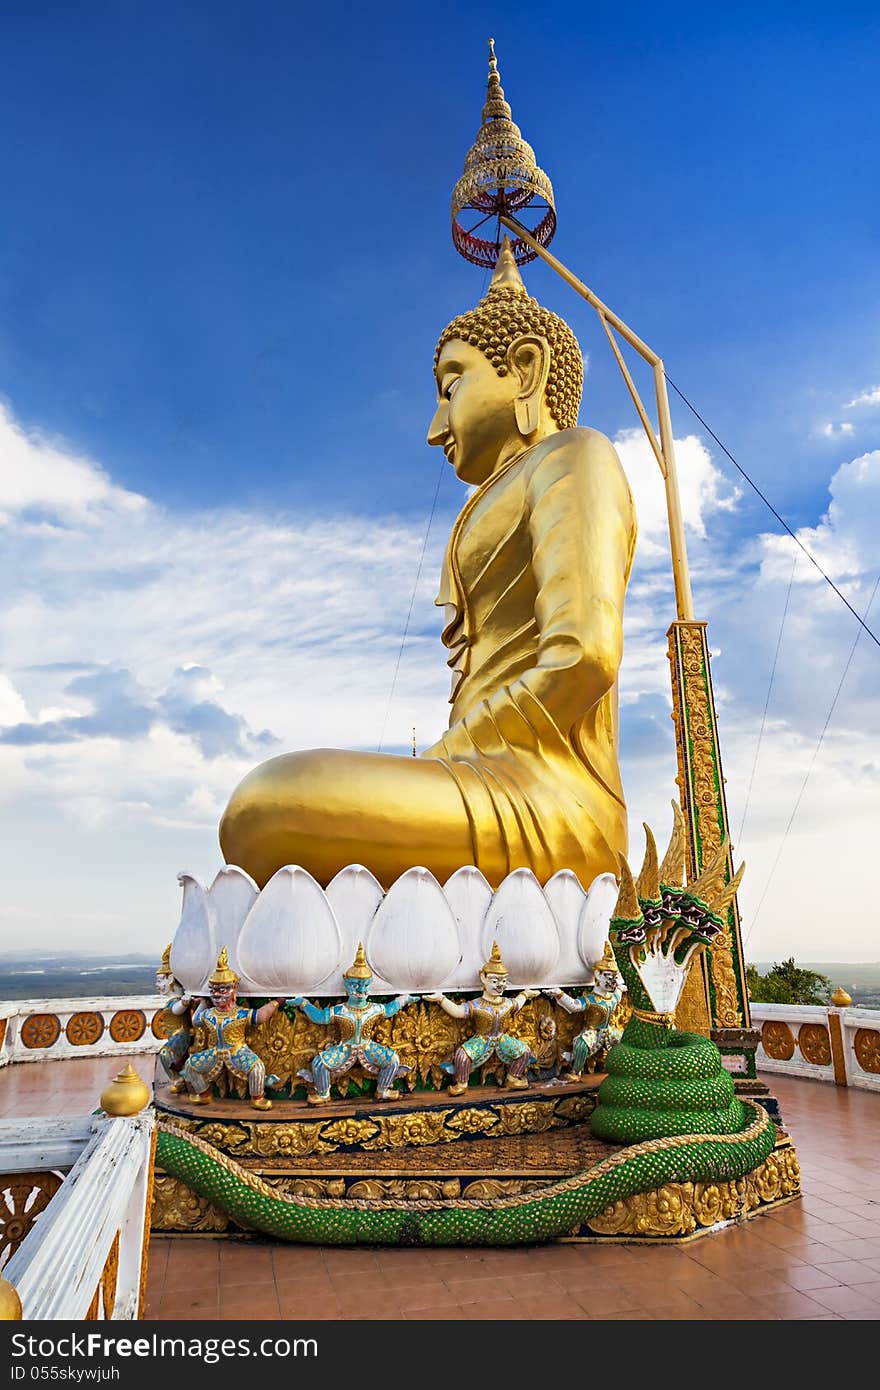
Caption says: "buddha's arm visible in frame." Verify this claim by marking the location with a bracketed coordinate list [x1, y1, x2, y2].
[434, 430, 635, 755]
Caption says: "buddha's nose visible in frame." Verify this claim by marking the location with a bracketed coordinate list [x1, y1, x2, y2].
[427, 401, 448, 446]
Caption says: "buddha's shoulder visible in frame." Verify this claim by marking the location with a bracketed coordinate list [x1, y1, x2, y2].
[525, 427, 632, 497]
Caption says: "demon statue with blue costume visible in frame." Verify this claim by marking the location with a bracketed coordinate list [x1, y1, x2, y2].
[544, 940, 625, 1080]
[170, 947, 283, 1110]
[425, 941, 539, 1094]
[287, 943, 415, 1104]
[155, 942, 194, 1078]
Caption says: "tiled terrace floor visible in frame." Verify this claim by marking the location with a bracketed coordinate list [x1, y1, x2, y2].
[4, 1056, 879, 1319]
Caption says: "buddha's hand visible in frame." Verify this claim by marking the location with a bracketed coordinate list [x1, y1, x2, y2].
[396, 993, 416, 1007]
[423, 992, 445, 1004]
[544, 987, 562, 998]
[285, 997, 305, 1010]
[522, 989, 540, 1000]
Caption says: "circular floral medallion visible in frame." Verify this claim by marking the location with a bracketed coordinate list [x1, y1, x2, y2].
[0, 1172, 62, 1262]
[797, 1023, 831, 1067]
[761, 1021, 795, 1060]
[20, 1014, 61, 1050]
[66, 1012, 104, 1047]
[151, 1009, 171, 1039]
[109, 1009, 145, 1044]
[854, 1028, 880, 1074]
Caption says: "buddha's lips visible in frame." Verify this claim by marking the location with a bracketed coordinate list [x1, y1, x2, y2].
[443, 441, 455, 462]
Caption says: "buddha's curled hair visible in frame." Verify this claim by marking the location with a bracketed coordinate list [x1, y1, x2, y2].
[434, 282, 584, 431]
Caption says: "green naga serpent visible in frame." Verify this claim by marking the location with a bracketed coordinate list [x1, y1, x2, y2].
[155, 809, 777, 1245]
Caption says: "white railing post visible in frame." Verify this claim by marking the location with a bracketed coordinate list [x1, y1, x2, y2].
[4, 1112, 155, 1321]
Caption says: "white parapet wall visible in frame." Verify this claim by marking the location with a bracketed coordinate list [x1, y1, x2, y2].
[0, 995, 166, 1067]
[752, 1001, 880, 1092]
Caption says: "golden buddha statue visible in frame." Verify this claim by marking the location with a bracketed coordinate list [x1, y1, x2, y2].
[220, 238, 636, 889]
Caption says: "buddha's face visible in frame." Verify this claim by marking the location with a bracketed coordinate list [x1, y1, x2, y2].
[156, 971, 173, 997]
[429, 337, 552, 486]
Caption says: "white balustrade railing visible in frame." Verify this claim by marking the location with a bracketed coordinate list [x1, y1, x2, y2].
[752, 1001, 880, 1092]
[2, 1111, 155, 1320]
[0, 995, 165, 1067]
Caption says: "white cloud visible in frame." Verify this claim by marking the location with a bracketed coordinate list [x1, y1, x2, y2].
[759, 450, 880, 584]
[819, 420, 855, 438]
[614, 428, 740, 558]
[844, 385, 880, 410]
[0, 401, 148, 526]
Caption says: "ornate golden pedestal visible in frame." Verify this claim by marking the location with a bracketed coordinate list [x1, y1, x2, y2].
[152, 1080, 799, 1243]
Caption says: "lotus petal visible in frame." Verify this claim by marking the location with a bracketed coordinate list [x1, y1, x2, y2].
[237, 866, 342, 995]
[367, 867, 460, 994]
[169, 873, 216, 994]
[577, 873, 619, 980]
[481, 869, 560, 988]
[442, 866, 491, 989]
[208, 866, 260, 992]
[324, 865, 390, 995]
[544, 869, 590, 986]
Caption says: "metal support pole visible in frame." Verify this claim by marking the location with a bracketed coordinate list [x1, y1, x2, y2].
[500, 213, 694, 622]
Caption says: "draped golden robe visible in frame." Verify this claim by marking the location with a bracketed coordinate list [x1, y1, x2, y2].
[219, 426, 636, 889]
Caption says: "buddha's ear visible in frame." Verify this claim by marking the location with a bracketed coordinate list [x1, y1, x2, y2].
[508, 335, 551, 437]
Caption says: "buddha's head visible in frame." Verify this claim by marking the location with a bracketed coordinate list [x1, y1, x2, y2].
[429, 237, 583, 485]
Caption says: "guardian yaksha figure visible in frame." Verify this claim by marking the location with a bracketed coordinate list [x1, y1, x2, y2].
[545, 941, 625, 1080]
[425, 941, 538, 1094]
[171, 947, 283, 1109]
[287, 944, 414, 1104]
[155, 942, 194, 1078]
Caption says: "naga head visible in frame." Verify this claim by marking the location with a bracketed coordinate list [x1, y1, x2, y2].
[609, 805, 745, 1022]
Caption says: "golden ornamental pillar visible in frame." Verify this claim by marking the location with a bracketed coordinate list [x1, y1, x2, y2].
[667, 621, 751, 1034]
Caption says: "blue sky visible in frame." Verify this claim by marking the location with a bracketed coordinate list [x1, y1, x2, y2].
[1, 2, 879, 960]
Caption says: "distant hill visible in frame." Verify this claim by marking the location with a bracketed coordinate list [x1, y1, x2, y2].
[0, 953, 158, 1001]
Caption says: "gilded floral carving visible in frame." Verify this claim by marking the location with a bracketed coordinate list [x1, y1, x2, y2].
[151, 1175, 230, 1233]
[668, 623, 746, 1029]
[585, 1144, 801, 1237]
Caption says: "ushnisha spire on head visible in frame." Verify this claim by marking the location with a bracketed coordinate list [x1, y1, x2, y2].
[451, 39, 556, 269]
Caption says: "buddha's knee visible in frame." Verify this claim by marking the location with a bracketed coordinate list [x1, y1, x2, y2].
[219, 749, 341, 873]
